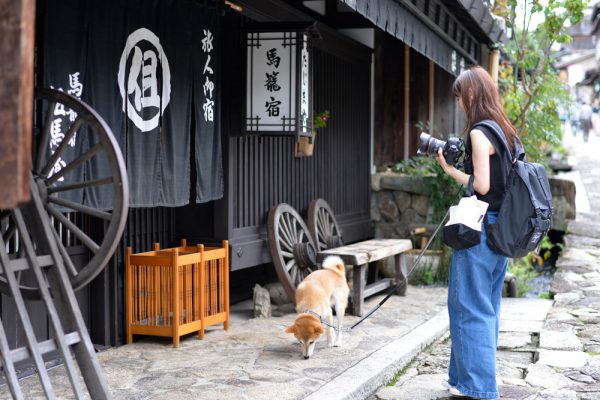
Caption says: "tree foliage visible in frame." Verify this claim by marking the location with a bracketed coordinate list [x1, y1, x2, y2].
[494, 0, 587, 161]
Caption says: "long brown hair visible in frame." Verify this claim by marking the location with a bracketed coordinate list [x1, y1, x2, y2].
[452, 65, 519, 152]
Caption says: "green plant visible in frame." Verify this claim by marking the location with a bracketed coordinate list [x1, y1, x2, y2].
[410, 262, 435, 286]
[313, 110, 330, 132]
[415, 120, 435, 134]
[508, 257, 537, 297]
[496, 0, 587, 163]
[528, 235, 560, 270]
[434, 244, 452, 284]
[539, 292, 552, 299]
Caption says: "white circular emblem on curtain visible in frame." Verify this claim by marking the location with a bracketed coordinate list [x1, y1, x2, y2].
[118, 27, 171, 132]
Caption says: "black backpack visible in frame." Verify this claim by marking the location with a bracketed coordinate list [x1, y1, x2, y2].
[473, 120, 553, 258]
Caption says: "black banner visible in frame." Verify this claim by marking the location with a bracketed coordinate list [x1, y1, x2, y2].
[193, 3, 223, 203]
[43, 0, 222, 208]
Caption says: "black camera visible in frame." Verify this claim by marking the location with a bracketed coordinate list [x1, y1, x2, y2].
[416, 132, 464, 166]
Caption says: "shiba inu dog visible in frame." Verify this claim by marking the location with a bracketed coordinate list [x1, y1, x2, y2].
[285, 256, 349, 359]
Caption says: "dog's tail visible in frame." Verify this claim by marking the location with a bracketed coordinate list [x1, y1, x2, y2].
[321, 255, 345, 276]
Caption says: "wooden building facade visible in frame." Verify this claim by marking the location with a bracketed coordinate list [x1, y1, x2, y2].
[0, 0, 505, 352]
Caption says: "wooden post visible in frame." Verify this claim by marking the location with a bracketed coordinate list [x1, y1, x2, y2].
[394, 253, 408, 296]
[223, 240, 230, 331]
[488, 48, 500, 85]
[172, 248, 180, 347]
[198, 244, 206, 340]
[403, 45, 410, 160]
[428, 60, 435, 133]
[353, 264, 367, 316]
[0, 0, 35, 208]
[125, 247, 133, 344]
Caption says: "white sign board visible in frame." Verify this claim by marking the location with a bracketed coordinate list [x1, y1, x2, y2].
[246, 31, 312, 137]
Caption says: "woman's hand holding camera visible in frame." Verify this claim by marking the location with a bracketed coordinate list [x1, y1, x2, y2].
[437, 147, 470, 187]
[436, 148, 452, 173]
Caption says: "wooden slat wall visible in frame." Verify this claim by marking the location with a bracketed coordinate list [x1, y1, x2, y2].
[229, 45, 372, 269]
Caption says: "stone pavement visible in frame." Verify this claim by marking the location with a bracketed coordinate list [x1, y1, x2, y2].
[1, 286, 449, 400]
[370, 298, 553, 400]
[370, 132, 600, 400]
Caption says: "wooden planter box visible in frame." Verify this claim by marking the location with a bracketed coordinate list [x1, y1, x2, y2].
[125, 239, 230, 347]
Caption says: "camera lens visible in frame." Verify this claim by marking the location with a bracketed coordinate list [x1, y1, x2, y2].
[417, 132, 446, 157]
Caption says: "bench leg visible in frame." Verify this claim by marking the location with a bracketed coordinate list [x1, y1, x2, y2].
[394, 254, 408, 296]
[352, 264, 367, 316]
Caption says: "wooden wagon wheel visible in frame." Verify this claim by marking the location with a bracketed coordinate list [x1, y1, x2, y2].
[308, 198, 343, 251]
[0, 88, 128, 297]
[267, 204, 318, 302]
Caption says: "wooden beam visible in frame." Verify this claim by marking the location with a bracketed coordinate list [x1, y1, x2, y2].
[488, 48, 499, 85]
[403, 45, 410, 161]
[429, 59, 435, 132]
[0, 0, 35, 209]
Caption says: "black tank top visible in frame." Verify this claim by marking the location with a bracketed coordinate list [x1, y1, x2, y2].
[463, 124, 508, 211]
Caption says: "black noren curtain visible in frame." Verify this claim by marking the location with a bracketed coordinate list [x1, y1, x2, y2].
[43, 0, 222, 208]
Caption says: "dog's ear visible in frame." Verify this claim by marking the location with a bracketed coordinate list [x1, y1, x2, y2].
[315, 325, 324, 335]
[285, 325, 297, 334]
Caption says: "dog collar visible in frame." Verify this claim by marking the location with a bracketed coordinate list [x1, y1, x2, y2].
[303, 310, 350, 332]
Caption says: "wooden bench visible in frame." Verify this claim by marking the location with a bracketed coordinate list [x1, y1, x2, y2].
[316, 238, 413, 316]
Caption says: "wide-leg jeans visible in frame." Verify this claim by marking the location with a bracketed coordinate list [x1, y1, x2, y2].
[447, 212, 508, 399]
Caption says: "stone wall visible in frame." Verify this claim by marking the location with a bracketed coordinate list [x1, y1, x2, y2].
[371, 173, 577, 238]
[371, 173, 434, 239]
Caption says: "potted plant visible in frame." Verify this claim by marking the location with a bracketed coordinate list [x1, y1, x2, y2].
[295, 110, 330, 157]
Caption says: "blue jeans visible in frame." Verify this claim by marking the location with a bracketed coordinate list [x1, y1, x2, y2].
[447, 212, 508, 399]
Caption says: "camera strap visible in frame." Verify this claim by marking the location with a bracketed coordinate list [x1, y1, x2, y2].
[349, 185, 464, 330]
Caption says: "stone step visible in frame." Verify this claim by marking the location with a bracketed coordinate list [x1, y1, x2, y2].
[567, 219, 600, 239]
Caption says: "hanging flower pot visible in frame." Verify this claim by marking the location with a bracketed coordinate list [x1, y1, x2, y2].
[294, 110, 330, 158]
[295, 135, 314, 157]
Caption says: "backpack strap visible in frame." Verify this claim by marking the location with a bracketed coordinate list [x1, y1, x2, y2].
[472, 120, 523, 164]
[466, 174, 475, 196]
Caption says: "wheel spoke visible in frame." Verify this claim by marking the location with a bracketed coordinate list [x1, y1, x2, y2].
[290, 215, 299, 242]
[51, 228, 78, 277]
[277, 230, 293, 251]
[35, 101, 57, 172]
[317, 212, 327, 236]
[297, 229, 304, 243]
[47, 143, 102, 185]
[48, 196, 111, 221]
[47, 177, 113, 194]
[297, 268, 308, 283]
[40, 117, 84, 177]
[319, 212, 331, 237]
[279, 237, 294, 252]
[281, 214, 296, 245]
[281, 250, 294, 259]
[45, 205, 99, 253]
[285, 259, 295, 272]
[278, 224, 294, 250]
[290, 265, 298, 284]
[328, 221, 336, 236]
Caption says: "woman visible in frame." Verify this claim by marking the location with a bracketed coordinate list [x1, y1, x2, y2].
[436, 65, 518, 399]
